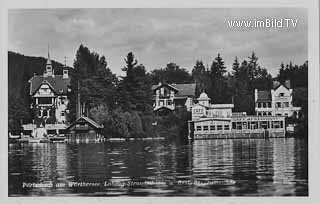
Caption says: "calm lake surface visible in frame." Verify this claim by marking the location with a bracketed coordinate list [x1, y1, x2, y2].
[8, 138, 308, 196]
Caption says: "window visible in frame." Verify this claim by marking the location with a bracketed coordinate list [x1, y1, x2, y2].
[268, 102, 271, 108]
[210, 125, 215, 130]
[224, 125, 229, 130]
[236, 122, 242, 130]
[242, 122, 247, 129]
[272, 121, 281, 128]
[193, 108, 203, 114]
[263, 102, 266, 108]
[284, 102, 289, 107]
[276, 102, 281, 108]
[279, 93, 284, 97]
[217, 125, 223, 130]
[257, 103, 261, 108]
[38, 110, 42, 117]
[160, 88, 164, 95]
[61, 112, 65, 117]
[250, 122, 258, 129]
[196, 126, 202, 131]
[203, 126, 208, 131]
[43, 110, 48, 117]
[38, 97, 52, 105]
[168, 100, 172, 105]
[261, 121, 268, 129]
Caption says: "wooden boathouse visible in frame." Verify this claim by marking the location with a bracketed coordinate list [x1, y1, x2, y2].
[66, 116, 104, 143]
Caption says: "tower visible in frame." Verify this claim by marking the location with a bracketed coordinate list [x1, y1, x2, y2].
[198, 92, 210, 106]
[44, 45, 54, 77]
[63, 56, 69, 79]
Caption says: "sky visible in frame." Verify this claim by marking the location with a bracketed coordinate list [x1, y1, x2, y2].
[8, 8, 307, 77]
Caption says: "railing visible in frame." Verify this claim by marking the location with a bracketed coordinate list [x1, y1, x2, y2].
[22, 123, 68, 130]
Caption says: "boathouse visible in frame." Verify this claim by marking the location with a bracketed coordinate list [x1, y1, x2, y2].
[66, 116, 104, 143]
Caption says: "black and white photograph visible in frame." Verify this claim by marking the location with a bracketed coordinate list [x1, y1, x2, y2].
[3, 0, 320, 200]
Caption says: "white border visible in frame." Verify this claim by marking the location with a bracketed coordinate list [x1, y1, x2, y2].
[1, 0, 319, 204]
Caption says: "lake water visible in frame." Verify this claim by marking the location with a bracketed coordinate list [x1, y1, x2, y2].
[8, 138, 308, 196]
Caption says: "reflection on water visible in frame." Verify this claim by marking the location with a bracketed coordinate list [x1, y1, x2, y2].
[9, 138, 308, 196]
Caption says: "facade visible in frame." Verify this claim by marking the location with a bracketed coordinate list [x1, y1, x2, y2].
[254, 80, 301, 118]
[189, 92, 286, 139]
[66, 116, 104, 143]
[152, 82, 196, 112]
[23, 51, 71, 135]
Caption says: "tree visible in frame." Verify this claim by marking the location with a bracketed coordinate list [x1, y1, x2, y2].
[207, 53, 230, 103]
[150, 62, 192, 84]
[67, 44, 117, 122]
[231, 57, 240, 77]
[117, 52, 153, 113]
[277, 60, 308, 88]
[191, 60, 208, 96]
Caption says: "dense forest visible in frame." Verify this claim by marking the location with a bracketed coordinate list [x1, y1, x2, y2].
[8, 45, 308, 139]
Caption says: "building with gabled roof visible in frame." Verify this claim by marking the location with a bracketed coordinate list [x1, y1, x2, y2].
[66, 116, 104, 143]
[151, 82, 196, 113]
[188, 91, 286, 140]
[23, 49, 71, 135]
[254, 80, 301, 118]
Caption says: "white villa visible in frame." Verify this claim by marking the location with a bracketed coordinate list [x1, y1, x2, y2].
[152, 82, 196, 113]
[23, 50, 71, 135]
[255, 80, 301, 118]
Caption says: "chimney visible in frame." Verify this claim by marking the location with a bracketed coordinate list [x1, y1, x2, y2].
[63, 56, 68, 79]
[254, 89, 258, 102]
[63, 68, 69, 79]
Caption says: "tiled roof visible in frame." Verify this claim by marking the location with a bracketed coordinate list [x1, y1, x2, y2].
[152, 83, 196, 97]
[81, 116, 103, 129]
[257, 90, 271, 102]
[273, 80, 291, 90]
[29, 75, 70, 95]
[66, 116, 103, 130]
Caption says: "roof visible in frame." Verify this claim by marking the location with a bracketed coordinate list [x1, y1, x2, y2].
[152, 83, 196, 97]
[273, 80, 291, 90]
[66, 116, 103, 130]
[198, 92, 210, 100]
[81, 116, 103, 129]
[29, 75, 70, 95]
[193, 103, 234, 109]
[256, 90, 271, 102]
